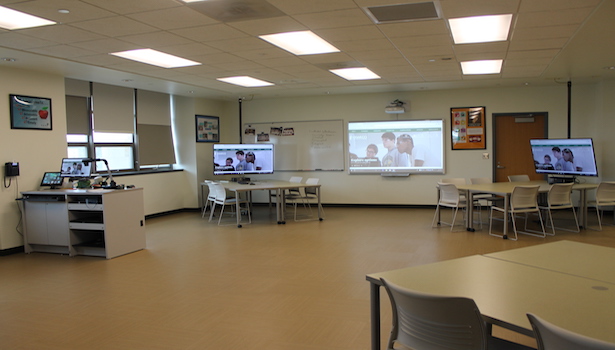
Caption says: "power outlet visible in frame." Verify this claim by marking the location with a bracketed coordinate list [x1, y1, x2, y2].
[482, 153, 489, 160]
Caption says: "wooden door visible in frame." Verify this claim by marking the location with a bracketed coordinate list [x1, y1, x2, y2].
[494, 114, 547, 182]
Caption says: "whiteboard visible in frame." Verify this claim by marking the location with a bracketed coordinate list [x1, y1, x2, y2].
[243, 120, 344, 171]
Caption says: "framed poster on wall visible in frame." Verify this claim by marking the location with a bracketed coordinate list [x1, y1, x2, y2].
[195, 115, 219, 142]
[451, 106, 486, 150]
[9, 94, 52, 130]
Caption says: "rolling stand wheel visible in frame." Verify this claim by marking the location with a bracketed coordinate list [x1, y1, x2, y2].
[467, 228, 475, 232]
[237, 224, 242, 228]
[319, 218, 323, 221]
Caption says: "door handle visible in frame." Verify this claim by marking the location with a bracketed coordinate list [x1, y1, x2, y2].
[497, 165, 505, 169]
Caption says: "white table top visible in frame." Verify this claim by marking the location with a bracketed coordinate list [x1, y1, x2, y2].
[367, 254, 615, 343]
[457, 181, 597, 195]
[485, 240, 615, 284]
[212, 180, 319, 192]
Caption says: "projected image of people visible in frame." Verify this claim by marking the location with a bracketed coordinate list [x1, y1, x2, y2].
[347, 120, 444, 174]
[365, 144, 381, 167]
[245, 151, 262, 171]
[235, 150, 248, 171]
[396, 134, 425, 167]
[381, 132, 408, 167]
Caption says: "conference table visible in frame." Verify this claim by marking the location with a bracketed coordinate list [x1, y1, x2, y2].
[456, 181, 598, 238]
[215, 180, 323, 227]
[366, 241, 615, 350]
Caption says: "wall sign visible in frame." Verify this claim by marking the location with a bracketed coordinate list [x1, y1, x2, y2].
[451, 106, 486, 150]
[10, 94, 52, 130]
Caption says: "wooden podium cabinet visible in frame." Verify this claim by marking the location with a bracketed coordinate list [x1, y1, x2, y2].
[21, 188, 146, 259]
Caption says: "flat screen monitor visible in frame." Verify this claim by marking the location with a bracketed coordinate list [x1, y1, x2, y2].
[530, 138, 598, 177]
[348, 119, 445, 174]
[40, 172, 63, 188]
[213, 144, 274, 175]
[60, 158, 92, 178]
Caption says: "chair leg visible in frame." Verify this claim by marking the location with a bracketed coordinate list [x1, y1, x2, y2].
[208, 202, 216, 222]
[431, 205, 441, 228]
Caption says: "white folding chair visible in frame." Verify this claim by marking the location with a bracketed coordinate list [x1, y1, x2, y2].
[201, 181, 216, 218]
[539, 182, 579, 235]
[286, 177, 324, 221]
[489, 185, 546, 240]
[269, 176, 302, 210]
[508, 174, 530, 182]
[432, 182, 473, 231]
[209, 182, 251, 226]
[588, 181, 615, 230]
[527, 313, 615, 350]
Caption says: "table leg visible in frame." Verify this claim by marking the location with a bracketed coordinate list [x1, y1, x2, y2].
[503, 194, 509, 239]
[236, 190, 242, 228]
[579, 189, 587, 228]
[317, 186, 323, 221]
[466, 190, 475, 232]
[370, 282, 381, 350]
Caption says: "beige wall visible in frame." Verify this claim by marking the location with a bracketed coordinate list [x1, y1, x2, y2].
[1, 64, 614, 250]
[238, 83, 613, 205]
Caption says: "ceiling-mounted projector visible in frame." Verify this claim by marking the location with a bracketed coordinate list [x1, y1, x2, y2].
[385, 99, 406, 113]
[385, 106, 405, 114]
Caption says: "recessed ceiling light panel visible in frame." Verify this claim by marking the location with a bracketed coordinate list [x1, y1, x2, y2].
[217, 76, 274, 87]
[460, 60, 503, 75]
[259, 31, 340, 56]
[329, 67, 380, 81]
[449, 14, 512, 44]
[110, 49, 201, 68]
[0, 5, 56, 30]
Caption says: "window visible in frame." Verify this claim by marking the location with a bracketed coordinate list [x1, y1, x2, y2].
[65, 80, 176, 173]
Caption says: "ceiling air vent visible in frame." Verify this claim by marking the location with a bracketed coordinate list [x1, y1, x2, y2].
[188, 0, 285, 22]
[365, 2, 439, 24]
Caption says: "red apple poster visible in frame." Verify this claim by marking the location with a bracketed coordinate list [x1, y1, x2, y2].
[10, 94, 52, 130]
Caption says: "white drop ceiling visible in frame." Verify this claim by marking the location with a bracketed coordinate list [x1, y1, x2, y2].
[0, 0, 613, 100]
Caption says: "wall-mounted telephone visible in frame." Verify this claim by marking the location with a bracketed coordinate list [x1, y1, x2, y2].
[5, 162, 20, 176]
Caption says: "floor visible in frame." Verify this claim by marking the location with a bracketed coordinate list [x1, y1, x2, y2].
[1, 206, 614, 349]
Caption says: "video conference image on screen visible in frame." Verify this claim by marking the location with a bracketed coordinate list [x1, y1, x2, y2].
[348, 119, 445, 175]
[530, 138, 598, 177]
[213, 144, 274, 175]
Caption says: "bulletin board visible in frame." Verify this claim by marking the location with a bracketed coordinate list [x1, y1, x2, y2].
[243, 120, 344, 171]
[451, 106, 486, 150]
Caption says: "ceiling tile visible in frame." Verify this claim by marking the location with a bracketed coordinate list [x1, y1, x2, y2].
[293, 9, 374, 29]
[0, 32, 57, 49]
[127, 7, 219, 30]
[315, 25, 385, 42]
[157, 43, 222, 58]
[377, 20, 449, 38]
[118, 32, 194, 48]
[18, 25, 106, 44]
[227, 16, 306, 35]
[509, 38, 569, 51]
[205, 37, 273, 52]
[519, 0, 601, 13]
[170, 24, 248, 42]
[335, 38, 397, 52]
[71, 38, 140, 54]
[29, 45, 99, 59]
[266, 0, 357, 15]
[516, 8, 594, 28]
[4, 0, 116, 23]
[81, 0, 180, 15]
[512, 25, 578, 41]
[70, 17, 159, 37]
[439, 0, 520, 18]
